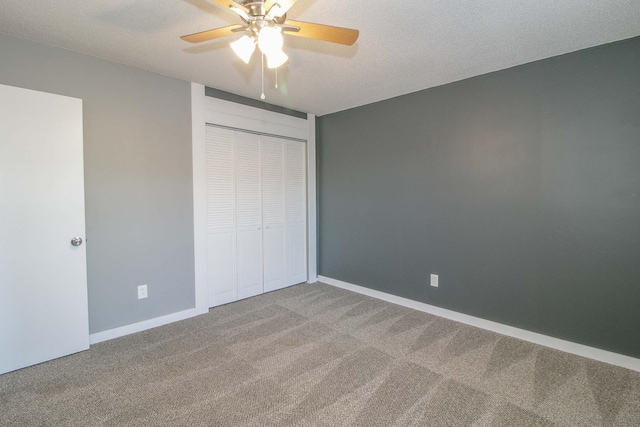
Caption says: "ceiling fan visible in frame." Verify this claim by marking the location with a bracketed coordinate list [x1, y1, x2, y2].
[181, 0, 359, 95]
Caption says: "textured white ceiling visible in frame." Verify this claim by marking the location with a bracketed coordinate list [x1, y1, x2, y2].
[1, 0, 639, 115]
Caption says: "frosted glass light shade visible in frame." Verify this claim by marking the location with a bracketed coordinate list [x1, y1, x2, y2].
[230, 35, 256, 64]
[265, 49, 288, 69]
[258, 26, 283, 55]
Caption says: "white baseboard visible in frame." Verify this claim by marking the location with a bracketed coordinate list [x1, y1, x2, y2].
[318, 275, 640, 373]
[89, 307, 208, 345]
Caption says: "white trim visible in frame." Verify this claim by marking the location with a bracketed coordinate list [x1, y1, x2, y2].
[319, 275, 640, 373]
[192, 83, 209, 315]
[89, 308, 203, 344]
[204, 97, 307, 141]
[306, 113, 318, 283]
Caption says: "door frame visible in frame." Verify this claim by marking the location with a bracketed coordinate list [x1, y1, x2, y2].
[191, 83, 317, 312]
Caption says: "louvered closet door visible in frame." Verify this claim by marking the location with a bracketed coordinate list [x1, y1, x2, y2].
[235, 132, 264, 300]
[285, 140, 307, 285]
[206, 127, 237, 306]
[262, 136, 286, 292]
[205, 125, 306, 307]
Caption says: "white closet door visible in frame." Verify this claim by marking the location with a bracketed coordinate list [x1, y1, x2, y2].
[205, 125, 307, 307]
[206, 127, 237, 306]
[285, 140, 308, 285]
[235, 132, 263, 300]
[262, 136, 286, 292]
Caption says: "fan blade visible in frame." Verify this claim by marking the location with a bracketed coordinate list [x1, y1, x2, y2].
[209, 0, 248, 13]
[181, 24, 245, 43]
[230, 6, 250, 20]
[265, 0, 298, 18]
[283, 20, 359, 45]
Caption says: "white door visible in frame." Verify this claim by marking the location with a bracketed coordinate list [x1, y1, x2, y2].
[262, 136, 286, 292]
[285, 140, 308, 285]
[0, 84, 89, 375]
[234, 132, 263, 300]
[205, 127, 237, 306]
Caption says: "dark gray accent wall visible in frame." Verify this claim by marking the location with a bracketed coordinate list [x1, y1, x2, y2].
[318, 36, 640, 358]
[0, 34, 195, 334]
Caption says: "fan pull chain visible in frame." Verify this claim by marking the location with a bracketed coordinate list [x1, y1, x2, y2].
[260, 53, 265, 100]
[275, 67, 278, 89]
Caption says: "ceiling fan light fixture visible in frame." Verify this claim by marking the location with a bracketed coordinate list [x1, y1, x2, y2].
[181, 0, 360, 98]
[265, 49, 288, 69]
[230, 35, 256, 64]
[257, 26, 283, 55]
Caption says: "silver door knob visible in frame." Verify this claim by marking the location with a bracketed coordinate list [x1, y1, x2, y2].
[70, 237, 83, 246]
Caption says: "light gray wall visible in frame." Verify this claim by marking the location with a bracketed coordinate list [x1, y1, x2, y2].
[0, 34, 195, 334]
[318, 36, 640, 358]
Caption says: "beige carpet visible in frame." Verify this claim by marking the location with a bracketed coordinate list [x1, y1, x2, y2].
[1, 283, 639, 426]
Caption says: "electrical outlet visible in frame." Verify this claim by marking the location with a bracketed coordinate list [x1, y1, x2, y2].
[138, 284, 148, 299]
[430, 274, 439, 288]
